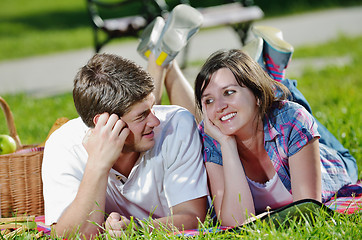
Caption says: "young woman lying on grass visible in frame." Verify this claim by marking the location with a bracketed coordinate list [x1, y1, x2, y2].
[149, 25, 358, 227]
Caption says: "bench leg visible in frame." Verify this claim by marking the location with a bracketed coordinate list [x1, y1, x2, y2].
[92, 27, 101, 53]
[233, 21, 253, 45]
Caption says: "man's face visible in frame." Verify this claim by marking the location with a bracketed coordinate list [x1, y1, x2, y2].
[120, 93, 160, 153]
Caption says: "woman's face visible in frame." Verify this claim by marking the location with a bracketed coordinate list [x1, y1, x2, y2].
[201, 68, 259, 136]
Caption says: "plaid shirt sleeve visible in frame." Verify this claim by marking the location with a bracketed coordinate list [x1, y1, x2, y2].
[198, 121, 223, 165]
[278, 102, 320, 157]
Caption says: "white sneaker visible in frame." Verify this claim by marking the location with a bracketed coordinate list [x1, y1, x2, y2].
[137, 16, 165, 60]
[154, 4, 203, 67]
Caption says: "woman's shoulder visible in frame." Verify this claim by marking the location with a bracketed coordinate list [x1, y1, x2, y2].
[272, 100, 306, 113]
[270, 100, 311, 121]
[267, 100, 315, 132]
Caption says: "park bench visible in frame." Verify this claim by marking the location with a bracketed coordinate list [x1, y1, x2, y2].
[85, 0, 264, 65]
[86, 0, 169, 53]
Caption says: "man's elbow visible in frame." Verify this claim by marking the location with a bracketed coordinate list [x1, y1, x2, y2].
[52, 221, 102, 239]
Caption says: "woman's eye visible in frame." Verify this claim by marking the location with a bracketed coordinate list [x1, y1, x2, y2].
[205, 99, 214, 105]
[224, 90, 235, 96]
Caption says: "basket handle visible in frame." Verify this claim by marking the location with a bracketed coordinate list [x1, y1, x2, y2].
[0, 96, 22, 150]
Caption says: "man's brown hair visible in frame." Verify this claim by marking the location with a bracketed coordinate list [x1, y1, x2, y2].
[73, 53, 154, 127]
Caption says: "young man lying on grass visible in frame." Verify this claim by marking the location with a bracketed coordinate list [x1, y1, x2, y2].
[42, 53, 208, 238]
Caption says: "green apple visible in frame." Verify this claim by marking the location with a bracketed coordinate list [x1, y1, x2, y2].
[0, 134, 17, 155]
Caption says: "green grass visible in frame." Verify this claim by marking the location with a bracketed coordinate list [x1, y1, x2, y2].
[2, 207, 362, 239]
[290, 35, 362, 177]
[1, 0, 91, 61]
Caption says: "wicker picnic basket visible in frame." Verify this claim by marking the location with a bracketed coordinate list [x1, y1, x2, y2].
[0, 96, 44, 217]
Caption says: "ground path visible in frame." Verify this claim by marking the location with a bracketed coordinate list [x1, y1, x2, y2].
[1, 6, 361, 96]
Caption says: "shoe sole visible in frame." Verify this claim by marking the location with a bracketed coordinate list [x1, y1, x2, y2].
[252, 25, 294, 53]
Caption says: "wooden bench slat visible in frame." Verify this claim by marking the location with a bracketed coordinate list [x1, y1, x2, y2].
[199, 3, 264, 28]
[103, 16, 147, 32]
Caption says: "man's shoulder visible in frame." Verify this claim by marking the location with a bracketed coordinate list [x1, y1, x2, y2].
[46, 117, 88, 146]
[152, 105, 198, 147]
[154, 105, 194, 124]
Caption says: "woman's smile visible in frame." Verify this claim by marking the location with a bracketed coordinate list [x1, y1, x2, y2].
[220, 112, 236, 122]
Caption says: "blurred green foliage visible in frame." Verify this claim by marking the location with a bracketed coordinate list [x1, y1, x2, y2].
[253, 0, 362, 16]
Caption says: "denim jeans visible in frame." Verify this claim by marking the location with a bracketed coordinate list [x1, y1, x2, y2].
[281, 79, 358, 182]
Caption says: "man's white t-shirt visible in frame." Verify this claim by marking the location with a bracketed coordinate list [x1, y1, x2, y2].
[42, 105, 208, 225]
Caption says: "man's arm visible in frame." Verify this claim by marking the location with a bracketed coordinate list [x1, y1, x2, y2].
[153, 196, 207, 230]
[52, 113, 129, 238]
[53, 163, 109, 237]
[105, 196, 207, 236]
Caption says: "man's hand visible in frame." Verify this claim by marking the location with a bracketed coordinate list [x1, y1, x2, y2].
[105, 212, 132, 237]
[83, 113, 130, 172]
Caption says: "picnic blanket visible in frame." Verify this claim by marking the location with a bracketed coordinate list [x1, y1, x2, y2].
[324, 179, 362, 214]
[30, 180, 362, 237]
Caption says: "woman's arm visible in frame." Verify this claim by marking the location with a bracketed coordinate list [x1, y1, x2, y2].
[202, 106, 254, 226]
[206, 140, 254, 227]
[289, 137, 322, 202]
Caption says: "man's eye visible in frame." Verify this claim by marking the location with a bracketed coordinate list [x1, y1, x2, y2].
[135, 113, 147, 121]
[138, 116, 146, 121]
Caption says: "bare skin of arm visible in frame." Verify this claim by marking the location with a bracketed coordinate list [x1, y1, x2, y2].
[105, 197, 207, 236]
[290, 137, 322, 202]
[52, 113, 130, 239]
[147, 55, 199, 121]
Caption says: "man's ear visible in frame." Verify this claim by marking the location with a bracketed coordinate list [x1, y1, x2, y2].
[93, 114, 101, 126]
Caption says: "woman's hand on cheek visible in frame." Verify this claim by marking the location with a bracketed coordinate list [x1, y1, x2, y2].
[202, 103, 235, 144]
[202, 102, 230, 144]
